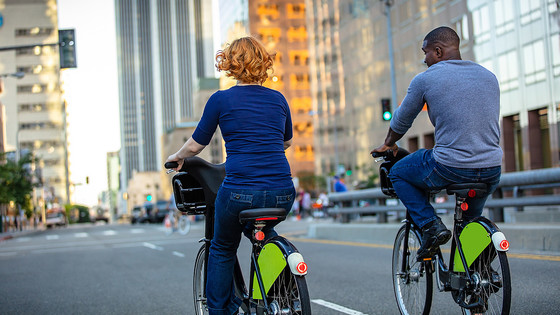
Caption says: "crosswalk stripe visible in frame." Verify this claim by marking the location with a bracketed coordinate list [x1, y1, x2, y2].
[46, 235, 59, 240]
[75, 233, 88, 238]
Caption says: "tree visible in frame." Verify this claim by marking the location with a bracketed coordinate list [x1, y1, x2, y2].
[0, 152, 37, 213]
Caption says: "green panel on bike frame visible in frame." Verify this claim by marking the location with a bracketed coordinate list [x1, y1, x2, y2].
[252, 243, 287, 300]
[453, 222, 491, 272]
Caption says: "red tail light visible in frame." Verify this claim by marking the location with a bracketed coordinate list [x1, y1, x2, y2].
[500, 239, 510, 250]
[461, 203, 469, 211]
[296, 262, 308, 274]
[254, 231, 265, 241]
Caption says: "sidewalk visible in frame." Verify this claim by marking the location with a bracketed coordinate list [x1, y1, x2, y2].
[0, 225, 46, 242]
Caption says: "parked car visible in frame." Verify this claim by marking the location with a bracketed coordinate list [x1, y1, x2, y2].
[131, 203, 153, 224]
[45, 209, 67, 228]
[149, 200, 171, 223]
[90, 206, 110, 223]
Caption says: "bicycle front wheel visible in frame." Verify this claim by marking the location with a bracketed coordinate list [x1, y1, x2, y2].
[178, 215, 191, 235]
[258, 268, 312, 315]
[193, 245, 208, 315]
[392, 224, 433, 315]
[460, 247, 511, 315]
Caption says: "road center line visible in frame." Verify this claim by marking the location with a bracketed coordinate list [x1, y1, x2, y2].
[311, 299, 368, 315]
[142, 242, 164, 251]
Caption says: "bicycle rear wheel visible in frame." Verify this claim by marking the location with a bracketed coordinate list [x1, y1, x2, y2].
[459, 246, 511, 315]
[193, 245, 208, 315]
[392, 224, 433, 315]
[257, 268, 311, 315]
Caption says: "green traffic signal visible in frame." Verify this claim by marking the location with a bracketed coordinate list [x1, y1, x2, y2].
[383, 111, 392, 121]
[146, 194, 153, 202]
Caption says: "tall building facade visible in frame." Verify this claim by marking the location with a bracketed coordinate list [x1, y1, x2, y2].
[0, 0, 70, 204]
[307, 0, 559, 187]
[114, 0, 220, 210]
[249, 0, 315, 178]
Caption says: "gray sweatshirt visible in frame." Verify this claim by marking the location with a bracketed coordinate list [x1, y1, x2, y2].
[390, 60, 503, 168]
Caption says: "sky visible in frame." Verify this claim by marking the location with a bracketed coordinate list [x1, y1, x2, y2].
[57, 0, 120, 206]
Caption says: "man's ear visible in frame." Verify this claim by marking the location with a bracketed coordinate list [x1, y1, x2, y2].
[435, 46, 443, 58]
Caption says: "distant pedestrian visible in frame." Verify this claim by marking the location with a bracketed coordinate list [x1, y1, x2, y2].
[333, 176, 348, 192]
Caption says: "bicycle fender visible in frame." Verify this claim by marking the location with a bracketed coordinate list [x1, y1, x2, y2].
[253, 243, 287, 300]
[253, 237, 307, 300]
[453, 222, 491, 272]
[453, 218, 508, 272]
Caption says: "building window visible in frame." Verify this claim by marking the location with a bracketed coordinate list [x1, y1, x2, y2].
[17, 65, 55, 75]
[290, 73, 310, 90]
[287, 4, 305, 19]
[494, 0, 515, 35]
[502, 115, 523, 172]
[520, 0, 541, 25]
[497, 50, 519, 91]
[408, 137, 419, 152]
[287, 26, 308, 42]
[257, 4, 279, 19]
[423, 133, 434, 149]
[454, 14, 469, 43]
[472, 5, 490, 43]
[523, 40, 546, 85]
[289, 50, 309, 66]
[257, 28, 281, 44]
[18, 84, 47, 94]
[15, 27, 54, 37]
[528, 108, 551, 169]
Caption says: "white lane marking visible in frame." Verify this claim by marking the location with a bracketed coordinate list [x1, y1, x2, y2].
[16, 237, 32, 242]
[75, 233, 88, 238]
[102, 230, 117, 236]
[172, 251, 185, 258]
[130, 229, 144, 234]
[311, 299, 369, 315]
[142, 242, 164, 251]
[46, 235, 59, 240]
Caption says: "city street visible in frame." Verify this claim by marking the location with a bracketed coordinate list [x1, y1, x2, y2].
[1, 220, 559, 314]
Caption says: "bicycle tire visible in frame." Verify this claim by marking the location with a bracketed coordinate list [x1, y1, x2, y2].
[392, 224, 433, 315]
[178, 215, 191, 235]
[256, 267, 311, 315]
[459, 247, 511, 315]
[193, 245, 208, 315]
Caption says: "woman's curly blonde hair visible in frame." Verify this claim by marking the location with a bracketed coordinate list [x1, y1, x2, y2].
[215, 37, 275, 85]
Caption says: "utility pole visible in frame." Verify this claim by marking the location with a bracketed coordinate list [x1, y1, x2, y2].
[380, 0, 398, 114]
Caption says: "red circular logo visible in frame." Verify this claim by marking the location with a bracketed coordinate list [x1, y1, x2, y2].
[254, 231, 265, 241]
[468, 189, 476, 198]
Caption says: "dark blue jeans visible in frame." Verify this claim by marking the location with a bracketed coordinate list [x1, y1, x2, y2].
[206, 186, 296, 315]
[388, 149, 501, 229]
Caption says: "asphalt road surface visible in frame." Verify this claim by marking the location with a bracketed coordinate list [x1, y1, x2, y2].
[1, 220, 559, 314]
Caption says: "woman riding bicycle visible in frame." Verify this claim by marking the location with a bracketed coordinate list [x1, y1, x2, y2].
[371, 26, 502, 261]
[166, 36, 295, 315]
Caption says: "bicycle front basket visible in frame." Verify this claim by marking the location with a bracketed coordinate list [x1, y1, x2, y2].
[172, 172, 206, 215]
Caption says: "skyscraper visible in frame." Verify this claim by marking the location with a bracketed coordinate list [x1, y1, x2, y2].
[114, 0, 218, 206]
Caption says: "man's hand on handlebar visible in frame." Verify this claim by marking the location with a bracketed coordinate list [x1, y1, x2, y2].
[370, 143, 399, 158]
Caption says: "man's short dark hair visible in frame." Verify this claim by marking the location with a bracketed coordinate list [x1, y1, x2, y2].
[424, 26, 460, 47]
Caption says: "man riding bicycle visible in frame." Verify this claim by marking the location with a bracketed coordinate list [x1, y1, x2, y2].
[371, 26, 503, 261]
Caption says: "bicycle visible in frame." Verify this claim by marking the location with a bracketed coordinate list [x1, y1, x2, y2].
[372, 149, 511, 315]
[165, 157, 312, 315]
[163, 208, 191, 236]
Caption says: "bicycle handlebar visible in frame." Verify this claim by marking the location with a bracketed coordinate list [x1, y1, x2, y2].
[164, 161, 179, 169]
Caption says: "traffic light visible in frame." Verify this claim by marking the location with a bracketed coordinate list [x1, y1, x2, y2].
[58, 29, 77, 68]
[381, 98, 392, 121]
[146, 194, 153, 202]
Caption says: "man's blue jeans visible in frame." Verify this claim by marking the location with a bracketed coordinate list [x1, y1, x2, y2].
[388, 149, 501, 229]
[206, 186, 296, 315]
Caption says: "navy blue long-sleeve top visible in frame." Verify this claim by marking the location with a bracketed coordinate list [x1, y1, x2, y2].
[192, 85, 294, 189]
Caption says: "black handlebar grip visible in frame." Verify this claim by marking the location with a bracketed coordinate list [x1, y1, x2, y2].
[165, 161, 178, 169]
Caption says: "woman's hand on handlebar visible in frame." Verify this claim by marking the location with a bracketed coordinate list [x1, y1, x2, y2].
[165, 153, 184, 172]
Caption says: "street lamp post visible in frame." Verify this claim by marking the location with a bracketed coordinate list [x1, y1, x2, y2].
[380, 0, 398, 114]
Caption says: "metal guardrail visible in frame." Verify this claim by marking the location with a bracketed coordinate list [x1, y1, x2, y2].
[328, 167, 560, 223]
